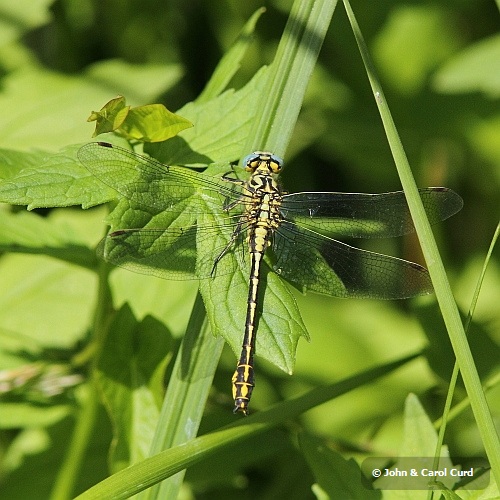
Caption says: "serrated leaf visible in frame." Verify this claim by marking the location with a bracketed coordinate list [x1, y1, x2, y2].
[0, 143, 118, 209]
[99, 160, 308, 374]
[197, 209, 307, 374]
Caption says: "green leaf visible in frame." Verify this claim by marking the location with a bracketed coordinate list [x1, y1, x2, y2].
[87, 96, 130, 136]
[0, 148, 44, 179]
[87, 95, 193, 142]
[196, 7, 266, 103]
[0, 144, 118, 209]
[95, 305, 173, 472]
[86, 60, 183, 104]
[0, 254, 95, 349]
[1, 396, 111, 499]
[99, 160, 308, 374]
[198, 208, 308, 374]
[0, 63, 181, 151]
[400, 394, 450, 457]
[433, 34, 500, 98]
[0, 209, 96, 269]
[118, 104, 193, 142]
[147, 66, 269, 165]
[300, 433, 378, 500]
[373, 5, 462, 94]
[0, 403, 71, 429]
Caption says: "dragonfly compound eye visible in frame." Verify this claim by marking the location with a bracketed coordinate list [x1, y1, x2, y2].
[243, 151, 284, 173]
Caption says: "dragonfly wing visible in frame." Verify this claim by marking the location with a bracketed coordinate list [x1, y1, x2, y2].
[78, 142, 242, 214]
[99, 225, 199, 280]
[99, 219, 245, 280]
[280, 188, 463, 238]
[272, 221, 432, 299]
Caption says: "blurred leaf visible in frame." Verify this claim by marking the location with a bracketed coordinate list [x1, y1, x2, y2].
[433, 34, 500, 98]
[0, 403, 71, 429]
[0, 0, 52, 46]
[373, 5, 462, 94]
[400, 394, 450, 456]
[85, 60, 183, 103]
[0, 402, 111, 499]
[299, 433, 379, 499]
[418, 302, 500, 384]
[196, 7, 265, 102]
[0, 148, 44, 179]
[0, 210, 96, 268]
[374, 394, 455, 493]
[0, 253, 95, 348]
[95, 305, 173, 472]
[0, 63, 181, 150]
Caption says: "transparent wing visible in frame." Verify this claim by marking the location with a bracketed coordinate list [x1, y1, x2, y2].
[280, 188, 463, 238]
[99, 219, 251, 280]
[272, 221, 432, 299]
[78, 142, 247, 214]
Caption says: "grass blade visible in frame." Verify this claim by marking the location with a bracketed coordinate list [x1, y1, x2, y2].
[343, 0, 500, 486]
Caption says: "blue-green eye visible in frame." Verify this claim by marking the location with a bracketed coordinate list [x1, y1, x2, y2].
[243, 151, 284, 168]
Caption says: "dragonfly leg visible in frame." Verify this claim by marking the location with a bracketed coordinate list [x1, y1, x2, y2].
[221, 172, 248, 211]
[210, 217, 247, 276]
[221, 171, 245, 185]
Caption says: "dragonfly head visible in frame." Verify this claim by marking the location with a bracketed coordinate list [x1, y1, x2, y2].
[243, 151, 284, 175]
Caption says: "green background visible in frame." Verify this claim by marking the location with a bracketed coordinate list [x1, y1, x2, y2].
[0, 1, 498, 498]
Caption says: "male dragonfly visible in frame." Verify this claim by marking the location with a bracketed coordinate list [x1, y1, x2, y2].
[78, 142, 463, 415]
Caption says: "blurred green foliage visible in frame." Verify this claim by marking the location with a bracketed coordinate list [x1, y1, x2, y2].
[0, 0, 498, 498]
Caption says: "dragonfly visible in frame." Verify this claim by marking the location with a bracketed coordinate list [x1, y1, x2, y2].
[78, 142, 463, 415]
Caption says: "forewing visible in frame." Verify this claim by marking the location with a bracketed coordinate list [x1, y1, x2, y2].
[280, 188, 463, 238]
[77, 142, 242, 214]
